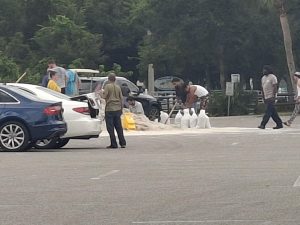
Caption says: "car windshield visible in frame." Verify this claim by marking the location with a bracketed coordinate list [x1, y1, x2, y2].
[36, 86, 71, 100]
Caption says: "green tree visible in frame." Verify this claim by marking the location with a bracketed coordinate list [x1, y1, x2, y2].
[256, 0, 297, 92]
[0, 53, 19, 82]
[33, 15, 103, 68]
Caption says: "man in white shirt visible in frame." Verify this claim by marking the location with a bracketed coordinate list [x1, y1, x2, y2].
[185, 84, 209, 112]
[126, 96, 145, 115]
[258, 65, 283, 129]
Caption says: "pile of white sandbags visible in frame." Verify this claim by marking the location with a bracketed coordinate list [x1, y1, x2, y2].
[174, 108, 211, 129]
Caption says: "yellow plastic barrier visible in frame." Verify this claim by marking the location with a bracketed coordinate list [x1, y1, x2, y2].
[122, 112, 136, 130]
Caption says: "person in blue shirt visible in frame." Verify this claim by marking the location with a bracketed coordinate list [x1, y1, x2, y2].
[65, 69, 81, 96]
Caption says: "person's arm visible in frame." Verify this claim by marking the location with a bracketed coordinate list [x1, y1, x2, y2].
[272, 76, 278, 99]
[296, 79, 300, 103]
[137, 102, 144, 114]
[101, 85, 109, 100]
[184, 86, 196, 108]
[119, 87, 123, 110]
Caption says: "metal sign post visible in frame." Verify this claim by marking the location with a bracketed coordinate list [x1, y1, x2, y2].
[226, 82, 234, 116]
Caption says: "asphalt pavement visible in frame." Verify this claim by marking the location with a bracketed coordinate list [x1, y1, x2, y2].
[1, 115, 300, 225]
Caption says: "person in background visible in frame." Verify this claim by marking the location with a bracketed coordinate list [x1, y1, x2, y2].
[121, 83, 130, 107]
[136, 79, 144, 92]
[101, 73, 126, 149]
[284, 71, 300, 126]
[184, 83, 209, 112]
[126, 96, 145, 115]
[258, 65, 283, 129]
[41, 73, 49, 87]
[47, 70, 61, 93]
[171, 77, 187, 104]
[47, 60, 68, 94]
[65, 69, 81, 96]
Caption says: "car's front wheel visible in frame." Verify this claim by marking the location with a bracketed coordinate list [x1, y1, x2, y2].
[148, 106, 160, 121]
[0, 121, 30, 152]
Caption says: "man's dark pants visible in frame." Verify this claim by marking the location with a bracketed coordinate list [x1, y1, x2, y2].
[105, 110, 126, 147]
[260, 98, 282, 127]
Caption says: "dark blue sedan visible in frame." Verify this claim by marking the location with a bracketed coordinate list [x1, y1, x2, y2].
[0, 84, 67, 151]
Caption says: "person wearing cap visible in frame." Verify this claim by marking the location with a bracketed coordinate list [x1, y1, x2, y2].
[47, 70, 61, 93]
[258, 65, 283, 129]
[284, 71, 300, 126]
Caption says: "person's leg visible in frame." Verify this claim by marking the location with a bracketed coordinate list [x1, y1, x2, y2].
[287, 103, 300, 125]
[270, 105, 283, 128]
[260, 100, 272, 128]
[200, 96, 209, 110]
[61, 87, 66, 94]
[105, 111, 118, 148]
[113, 110, 126, 147]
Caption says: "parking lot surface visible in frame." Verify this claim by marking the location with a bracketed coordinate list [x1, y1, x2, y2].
[1, 115, 300, 225]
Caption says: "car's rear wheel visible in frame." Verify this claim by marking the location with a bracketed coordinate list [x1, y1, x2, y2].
[0, 121, 30, 152]
[148, 106, 160, 121]
[34, 138, 58, 149]
[54, 138, 70, 149]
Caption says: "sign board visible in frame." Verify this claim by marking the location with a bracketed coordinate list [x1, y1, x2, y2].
[231, 74, 240, 83]
[226, 82, 234, 96]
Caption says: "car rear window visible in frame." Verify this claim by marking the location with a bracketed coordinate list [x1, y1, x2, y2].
[6, 86, 46, 102]
[36, 86, 71, 100]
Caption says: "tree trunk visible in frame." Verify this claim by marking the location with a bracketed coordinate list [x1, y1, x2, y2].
[279, 10, 296, 93]
[219, 45, 225, 91]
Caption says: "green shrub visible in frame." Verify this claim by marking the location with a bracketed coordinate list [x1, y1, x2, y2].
[207, 85, 258, 116]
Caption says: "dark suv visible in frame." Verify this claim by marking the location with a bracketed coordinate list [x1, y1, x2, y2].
[79, 76, 161, 121]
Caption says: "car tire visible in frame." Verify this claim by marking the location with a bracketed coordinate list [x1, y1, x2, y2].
[34, 138, 58, 149]
[54, 138, 70, 149]
[148, 106, 160, 121]
[0, 121, 30, 152]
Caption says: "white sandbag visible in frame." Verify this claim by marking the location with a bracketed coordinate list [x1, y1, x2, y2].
[174, 110, 182, 128]
[197, 109, 208, 129]
[205, 113, 211, 128]
[160, 111, 170, 124]
[189, 108, 198, 128]
[181, 108, 190, 129]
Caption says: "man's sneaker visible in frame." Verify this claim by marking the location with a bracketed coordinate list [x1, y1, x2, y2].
[283, 122, 291, 127]
[258, 125, 265, 129]
[106, 145, 118, 149]
[273, 125, 283, 129]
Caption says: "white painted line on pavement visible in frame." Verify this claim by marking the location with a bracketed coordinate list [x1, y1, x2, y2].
[90, 170, 120, 180]
[132, 220, 271, 224]
[293, 175, 300, 187]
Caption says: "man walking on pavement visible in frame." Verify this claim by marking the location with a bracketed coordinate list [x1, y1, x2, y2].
[101, 73, 126, 149]
[258, 65, 283, 129]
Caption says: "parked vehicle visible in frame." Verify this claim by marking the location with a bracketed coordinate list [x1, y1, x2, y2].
[8, 83, 102, 149]
[0, 84, 67, 151]
[70, 69, 162, 121]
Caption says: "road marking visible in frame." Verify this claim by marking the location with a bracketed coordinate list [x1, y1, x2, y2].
[132, 220, 271, 224]
[293, 175, 300, 187]
[90, 170, 120, 180]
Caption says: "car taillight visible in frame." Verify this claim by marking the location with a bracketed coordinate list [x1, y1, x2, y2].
[73, 107, 90, 115]
[44, 105, 62, 116]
